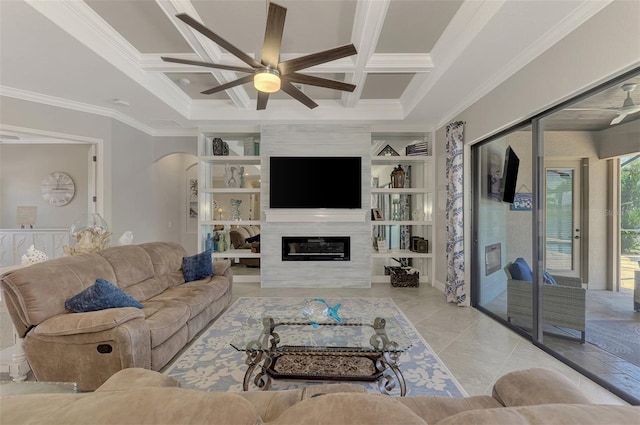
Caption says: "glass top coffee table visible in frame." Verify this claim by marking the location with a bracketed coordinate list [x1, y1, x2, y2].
[230, 313, 412, 396]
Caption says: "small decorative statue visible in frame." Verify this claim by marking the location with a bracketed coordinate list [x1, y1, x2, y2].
[21, 245, 48, 265]
[302, 298, 342, 328]
[224, 164, 243, 188]
[212, 138, 229, 156]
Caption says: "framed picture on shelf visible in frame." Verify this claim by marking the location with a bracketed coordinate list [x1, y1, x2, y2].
[376, 238, 388, 253]
[371, 208, 384, 221]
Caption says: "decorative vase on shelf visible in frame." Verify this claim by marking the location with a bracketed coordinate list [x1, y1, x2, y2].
[230, 199, 242, 221]
[63, 213, 111, 255]
[205, 233, 214, 252]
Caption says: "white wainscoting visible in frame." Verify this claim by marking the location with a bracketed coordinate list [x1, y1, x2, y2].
[260, 124, 371, 288]
[0, 229, 69, 267]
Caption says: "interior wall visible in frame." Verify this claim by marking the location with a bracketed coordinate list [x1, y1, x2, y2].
[0, 144, 90, 229]
[433, 0, 640, 290]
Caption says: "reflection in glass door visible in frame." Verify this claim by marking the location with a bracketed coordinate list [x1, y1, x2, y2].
[545, 164, 581, 276]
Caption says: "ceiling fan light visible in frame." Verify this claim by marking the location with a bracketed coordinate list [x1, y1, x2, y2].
[254, 69, 281, 93]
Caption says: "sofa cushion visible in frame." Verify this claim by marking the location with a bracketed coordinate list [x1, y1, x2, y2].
[140, 242, 187, 285]
[432, 404, 640, 425]
[182, 251, 214, 282]
[509, 258, 533, 281]
[99, 245, 156, 288]
[141, 300, 190, 348]
[65, 278, 143, 312]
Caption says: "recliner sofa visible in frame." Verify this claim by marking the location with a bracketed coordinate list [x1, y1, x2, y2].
[0, 242, 232, 390]
[1, 367, 637, 424]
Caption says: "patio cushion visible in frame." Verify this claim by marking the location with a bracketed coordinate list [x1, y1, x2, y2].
[509, 258, 533, 281]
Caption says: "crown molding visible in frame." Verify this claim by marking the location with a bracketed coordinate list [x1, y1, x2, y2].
[435, 0, 614, 130]
[25, 0, 193, 117]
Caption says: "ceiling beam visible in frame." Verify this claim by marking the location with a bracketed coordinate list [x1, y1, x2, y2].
[344, 0, 391, 108]
[155, 0, 250, 109]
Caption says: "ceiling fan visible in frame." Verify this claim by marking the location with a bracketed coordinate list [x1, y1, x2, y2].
[162, 2, 357, 110]
[566, 83, 640, 125]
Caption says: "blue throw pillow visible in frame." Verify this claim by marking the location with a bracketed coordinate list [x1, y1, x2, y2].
[65, 278, 143, 312]
[543, 271, 558, 285]
[182, 251, 214, 282]
[509, 257, 533, 281]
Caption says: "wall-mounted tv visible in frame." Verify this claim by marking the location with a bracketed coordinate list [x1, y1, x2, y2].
[270, 156, 361, 209]
[500, 146, 520, 204]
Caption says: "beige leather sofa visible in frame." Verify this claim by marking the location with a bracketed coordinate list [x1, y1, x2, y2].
[0, 242, 232, 391]
[1, 367, 637, 424]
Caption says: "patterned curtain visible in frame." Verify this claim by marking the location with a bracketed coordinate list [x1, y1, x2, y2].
[445, 121, 466, 305]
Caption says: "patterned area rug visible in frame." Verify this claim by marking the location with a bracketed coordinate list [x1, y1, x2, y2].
[164, 297, 466, 397]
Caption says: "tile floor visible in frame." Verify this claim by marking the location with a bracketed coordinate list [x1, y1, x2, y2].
[231, 281, 629, 405]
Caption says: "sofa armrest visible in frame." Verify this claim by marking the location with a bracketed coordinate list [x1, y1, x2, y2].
[492, 368, 593, 406]
[552, 275, 583, 288]
[32, 307, 145, 337]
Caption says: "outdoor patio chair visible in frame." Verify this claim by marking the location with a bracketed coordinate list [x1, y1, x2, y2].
[505, 259, 586, 343]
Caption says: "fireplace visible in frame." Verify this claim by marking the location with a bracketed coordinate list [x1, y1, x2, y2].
[282, 236, 350, 261]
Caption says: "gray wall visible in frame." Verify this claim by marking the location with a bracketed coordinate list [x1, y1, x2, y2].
[1, 143, 90, 229]
[433, 0, 640, 292]
[0, 96, 197, 250]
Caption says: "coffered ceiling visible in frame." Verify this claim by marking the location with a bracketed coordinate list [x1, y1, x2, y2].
[0, 0, 635, 135]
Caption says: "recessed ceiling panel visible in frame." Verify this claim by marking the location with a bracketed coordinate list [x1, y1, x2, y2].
[165, 73, 231, 100]
[360, 73, 414, 99]
[376, 0, 463, 53]
[192, 0, 354, 56]
[85, 0, 193, 54]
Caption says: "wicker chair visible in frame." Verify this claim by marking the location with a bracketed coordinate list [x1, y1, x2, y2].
[505, 263, 586, 343]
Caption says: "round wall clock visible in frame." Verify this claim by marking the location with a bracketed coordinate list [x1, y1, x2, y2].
[41, 172, 75, 207]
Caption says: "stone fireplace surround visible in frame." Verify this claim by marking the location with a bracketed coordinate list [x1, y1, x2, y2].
[260, 124, 371, 288]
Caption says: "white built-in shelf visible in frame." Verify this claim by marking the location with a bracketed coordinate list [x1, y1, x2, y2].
[372, 250, 432, 259]
[201, 220, 261, 226]
[202, 188, 261, 194]
[200, 156, 261, 164]
[371, 220, 433, 226]
[371, 188, 430, 194]
[371, 155, 431, 164]
[212, 250, 260, 259]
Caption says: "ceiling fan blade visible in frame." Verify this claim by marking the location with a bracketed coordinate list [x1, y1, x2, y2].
[284, 73, 356, 92]
[161, 56, 255, 73]
[261, 3, 287, 68]
[280, 81, 318, 109]
[176, 13, 262, 69]
[201, 74, 255, 95]
[610, 113, 628, 125]
[257, 91, 270, 110]
[278, 44, 357, 75]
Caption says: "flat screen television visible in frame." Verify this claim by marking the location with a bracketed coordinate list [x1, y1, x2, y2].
[270, 156, 361, 209]
[500, 146, 520, 203]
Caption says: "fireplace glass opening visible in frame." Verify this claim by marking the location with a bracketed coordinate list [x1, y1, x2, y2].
[282, 236, 350, 261]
